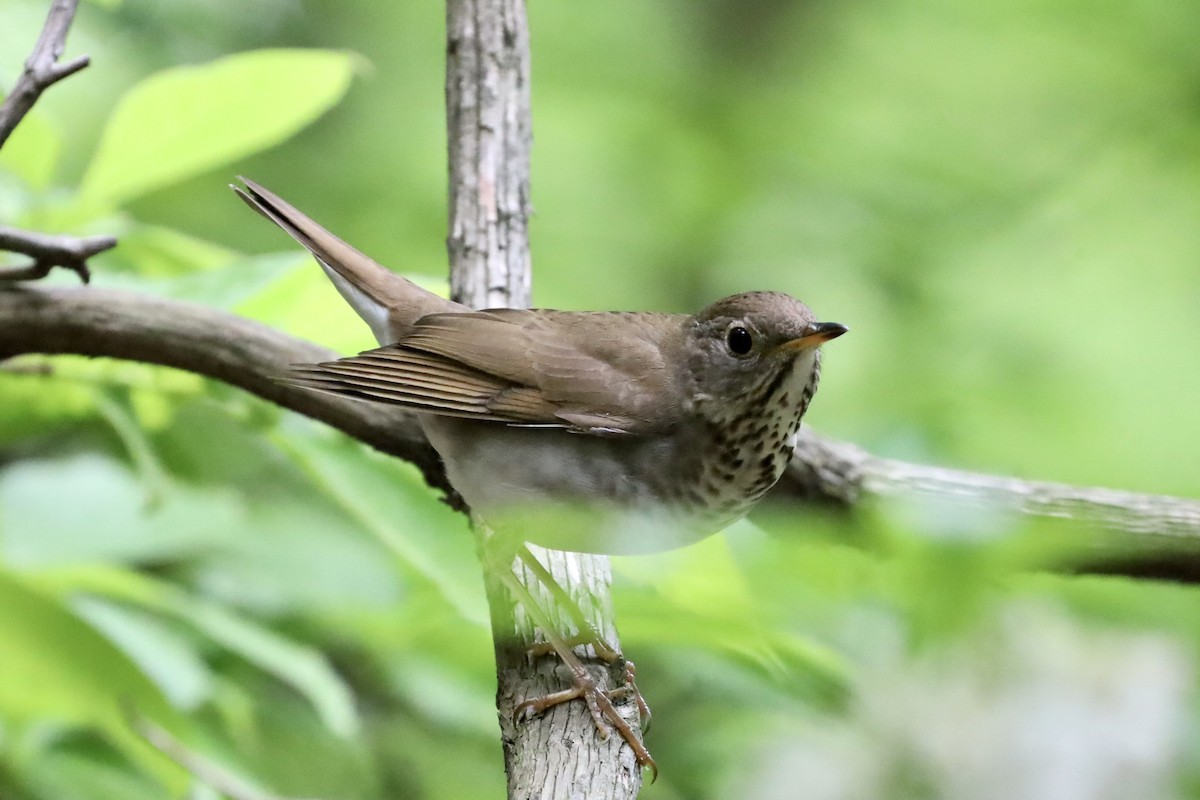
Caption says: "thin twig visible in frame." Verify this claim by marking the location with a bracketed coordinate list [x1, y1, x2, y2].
[0, 226, 115, 284]
[0, 357, 53, 375]
[0, 0, 88, 148]
[0, 1, 114, 284]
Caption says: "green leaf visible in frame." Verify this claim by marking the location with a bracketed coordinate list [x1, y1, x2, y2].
[95, 250, 309, 310]
[0, 568, 169, 725]
[273, 431, 488, 626]
[72, 597, 215, 711]
[0, 566, 185, 791]
[0, 365, 97, 445]
[92, 390, 171, 505]
[102, 224, 240, 276]
[79, 49, 356, 206]
[233, 259, 385, 353]
[43, 565, 360, 738]
[162, 252, 309, 310]
[176, 599, 361, 739]
[15, 744, 167, 800]
[0, 111, 61, 189]
[0, 454, 246, 568]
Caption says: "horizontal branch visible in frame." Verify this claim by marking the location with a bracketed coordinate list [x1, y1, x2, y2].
[0, 226, 116, 284]
[0, 285, 453, 501]
[784, 433, 1200, 540]
[3, 285, 1196, 545]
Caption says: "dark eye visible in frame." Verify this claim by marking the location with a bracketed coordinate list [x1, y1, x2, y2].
[726, 326, 753, 355]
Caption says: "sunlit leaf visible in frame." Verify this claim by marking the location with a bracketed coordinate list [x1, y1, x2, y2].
[0, 566, 184, 791]
[0, 111, 61, 189]
[0, 366, 97, 445]
[103, 224, 240, 276]
[0, 568, 168, 724]
[234, 260, 383, 353]
[80, 49, 356, 206]
[95, 250, 309, 310]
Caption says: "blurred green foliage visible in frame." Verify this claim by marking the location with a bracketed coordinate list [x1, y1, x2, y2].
[0, 0, 1197, 797]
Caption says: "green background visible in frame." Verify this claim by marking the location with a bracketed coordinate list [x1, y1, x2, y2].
[1, 0, 1197, 797]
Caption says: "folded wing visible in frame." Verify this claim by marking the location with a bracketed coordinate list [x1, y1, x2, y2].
[288, 308, 686, 435]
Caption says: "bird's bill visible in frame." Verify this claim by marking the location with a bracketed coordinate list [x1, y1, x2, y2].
[776, 321, 849, 352]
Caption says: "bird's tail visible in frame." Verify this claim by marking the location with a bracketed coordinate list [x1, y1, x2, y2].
[233, 177, 461, 344]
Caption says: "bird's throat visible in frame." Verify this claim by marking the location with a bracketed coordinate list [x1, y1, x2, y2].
[685, 354, 820, 525]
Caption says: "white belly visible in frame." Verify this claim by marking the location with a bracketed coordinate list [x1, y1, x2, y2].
[419, 415, 722, 554]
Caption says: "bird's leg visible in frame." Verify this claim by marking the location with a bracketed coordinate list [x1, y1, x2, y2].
[517, 545, 652, 730]
[488, 544, 656, 779]
[524, 635, 648, 724]
[517, 545, 619, 659]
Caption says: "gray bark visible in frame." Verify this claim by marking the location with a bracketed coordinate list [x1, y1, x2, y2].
[445, 1, 644, 796]
[0, 0, 90, 148]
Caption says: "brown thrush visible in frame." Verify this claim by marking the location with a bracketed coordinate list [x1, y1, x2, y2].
[234, 177, 846, 775]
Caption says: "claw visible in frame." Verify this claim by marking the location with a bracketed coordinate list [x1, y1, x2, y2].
[514, 661, 656, 777]
[623, 661, 652, 733]
[502, 546, 657, 779]
[524, 637, 653, 732]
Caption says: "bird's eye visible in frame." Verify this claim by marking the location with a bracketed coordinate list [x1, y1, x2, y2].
[726, 325, 753, 355]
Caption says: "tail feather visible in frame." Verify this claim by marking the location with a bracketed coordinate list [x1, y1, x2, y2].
[233, 177, 461, 344]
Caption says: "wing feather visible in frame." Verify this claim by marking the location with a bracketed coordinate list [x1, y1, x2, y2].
[286, 307, 687, 434]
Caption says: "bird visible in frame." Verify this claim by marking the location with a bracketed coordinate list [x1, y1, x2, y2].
[233, 177, 847, 776]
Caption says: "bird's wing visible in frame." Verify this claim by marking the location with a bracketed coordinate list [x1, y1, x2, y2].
[289, 346, 561, 424]
[288, 308, 686, 434]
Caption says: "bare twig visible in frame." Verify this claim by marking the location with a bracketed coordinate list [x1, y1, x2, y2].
[783, 433, 1200, 539]
[1, 1, 115, 285]
[0, 0, 89, 148]
[0, 226, 115, 284]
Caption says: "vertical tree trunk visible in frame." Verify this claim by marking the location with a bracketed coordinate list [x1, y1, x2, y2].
[444, 1, 644, 798]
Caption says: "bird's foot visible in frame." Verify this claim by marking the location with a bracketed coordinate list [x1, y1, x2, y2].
[526, 637, 652, 730]
[515, 659, 657, 781]
[500, 544, 655, 777]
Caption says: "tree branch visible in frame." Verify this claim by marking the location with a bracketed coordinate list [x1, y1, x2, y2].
[445, 1, 643, 796]
[0, 0, 89, 148]
[3, 286, 1195, 540]
[0, 286, 450, 499]
[0, 226, 115, 284]
[4, 285, 1194, 546]
[0, 0, 114, 285]
[782, 433, 1200, 541]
